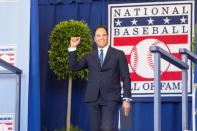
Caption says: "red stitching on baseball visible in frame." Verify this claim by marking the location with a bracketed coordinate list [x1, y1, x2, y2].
[130, 46, 138, 72]
[147, 41, 160, 70]
[147, 40, 170, 74]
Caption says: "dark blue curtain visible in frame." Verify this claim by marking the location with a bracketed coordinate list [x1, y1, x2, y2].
[38, 0, 196, 131]
[28, 0, 41, 131]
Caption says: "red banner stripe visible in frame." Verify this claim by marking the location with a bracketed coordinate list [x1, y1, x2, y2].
[6, 53, 14, 56]
[114, 35, 188, 46]
[130, 71, 182, 81]
[0, 122, 13, 125]
[172, 53, 182, 60]
[125, 55, 130, 64]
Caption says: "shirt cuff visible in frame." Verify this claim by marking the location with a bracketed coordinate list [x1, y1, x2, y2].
[123, 98, 132, 102]
[68, 47, 76, 52]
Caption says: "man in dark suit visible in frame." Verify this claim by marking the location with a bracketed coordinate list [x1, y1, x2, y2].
[68, 26, 131, 131]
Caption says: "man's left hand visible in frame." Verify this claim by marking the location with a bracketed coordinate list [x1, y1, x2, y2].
[122, 101, 131, 116]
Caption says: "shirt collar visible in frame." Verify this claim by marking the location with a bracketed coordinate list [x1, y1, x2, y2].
[97, 44, 109, 53]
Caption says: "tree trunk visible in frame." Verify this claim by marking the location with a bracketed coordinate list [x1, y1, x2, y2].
[66, 75, 72, 131]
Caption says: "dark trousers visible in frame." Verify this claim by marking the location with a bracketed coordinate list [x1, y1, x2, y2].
[87, 97, 118, 131]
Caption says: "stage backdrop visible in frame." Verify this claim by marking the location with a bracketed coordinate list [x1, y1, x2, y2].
[109, 1, 194, 101]
[38, 0, 196, 131]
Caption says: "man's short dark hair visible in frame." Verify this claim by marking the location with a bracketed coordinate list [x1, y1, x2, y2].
[93, 26, 108, 36]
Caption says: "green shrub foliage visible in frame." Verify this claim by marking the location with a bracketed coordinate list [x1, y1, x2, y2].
[192, 24, 197, 53]
[48, 20, 92, 80]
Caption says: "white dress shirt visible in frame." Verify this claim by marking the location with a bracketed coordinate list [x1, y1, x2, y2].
[97, 44, 109, 61]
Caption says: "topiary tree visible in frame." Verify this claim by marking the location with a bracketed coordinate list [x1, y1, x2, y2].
[48, 20, 92, 130]
[191, 24, 196, 72]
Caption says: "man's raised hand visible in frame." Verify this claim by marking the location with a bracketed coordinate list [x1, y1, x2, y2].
[70, 37, 80, 48]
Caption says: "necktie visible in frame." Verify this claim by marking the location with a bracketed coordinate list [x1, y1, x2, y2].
[99, 49, 103, 66]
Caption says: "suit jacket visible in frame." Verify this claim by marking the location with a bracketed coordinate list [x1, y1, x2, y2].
[68, 46, 131, 102]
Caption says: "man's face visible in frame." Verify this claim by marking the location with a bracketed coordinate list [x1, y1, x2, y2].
[94, 28, 108, 48]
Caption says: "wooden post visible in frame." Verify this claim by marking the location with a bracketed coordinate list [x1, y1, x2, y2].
[66, 76, 72, 131]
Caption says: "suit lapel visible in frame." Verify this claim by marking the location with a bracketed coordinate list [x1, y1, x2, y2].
[102, 46, 112, 67]
[92, 49, 101, 68]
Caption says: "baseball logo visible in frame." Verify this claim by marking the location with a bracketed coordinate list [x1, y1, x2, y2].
[130, 39, 170, 78]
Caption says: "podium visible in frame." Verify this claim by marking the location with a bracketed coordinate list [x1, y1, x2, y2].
[0, 59, 22, 131]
